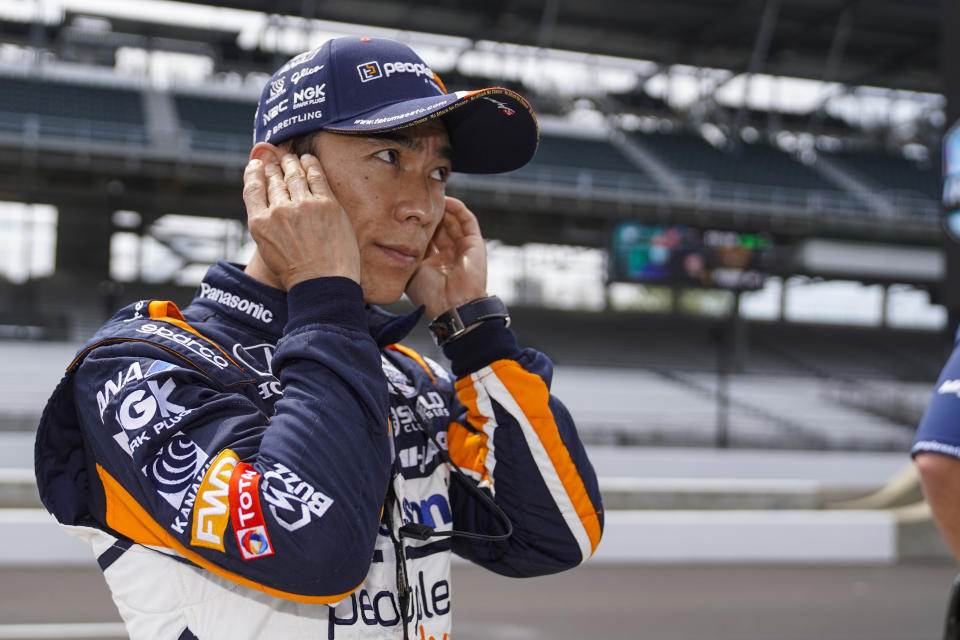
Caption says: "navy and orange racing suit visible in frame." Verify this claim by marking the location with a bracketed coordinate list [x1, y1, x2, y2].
[35, 260, 604, 640]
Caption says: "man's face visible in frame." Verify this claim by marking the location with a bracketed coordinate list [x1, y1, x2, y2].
[311, 121, 452, 305]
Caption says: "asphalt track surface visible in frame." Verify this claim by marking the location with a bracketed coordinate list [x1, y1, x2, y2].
[0, 562, 958, 639]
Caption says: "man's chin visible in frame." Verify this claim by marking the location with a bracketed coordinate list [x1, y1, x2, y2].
[361, 286, 406, 307]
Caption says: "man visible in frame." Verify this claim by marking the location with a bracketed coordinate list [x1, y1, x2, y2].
[35, 36, 603, 640]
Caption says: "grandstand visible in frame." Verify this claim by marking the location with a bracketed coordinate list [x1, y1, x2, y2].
[0, 0, 949, 445]
[0, 0, 958, 603]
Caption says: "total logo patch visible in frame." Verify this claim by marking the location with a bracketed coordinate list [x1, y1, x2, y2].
[230, 462, 274, 560]
[237, 525, 273, 560]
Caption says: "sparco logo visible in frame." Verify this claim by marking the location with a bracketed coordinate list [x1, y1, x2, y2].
[136, 323, 230, 369]
[118, 378, 185, 431]
[199, 283, 274, 324]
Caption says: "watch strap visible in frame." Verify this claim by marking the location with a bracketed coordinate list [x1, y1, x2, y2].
[428, 296, 510, 346]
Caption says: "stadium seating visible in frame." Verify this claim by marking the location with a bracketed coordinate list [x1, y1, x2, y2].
[174, 94, 255, 153]
[634, 130, 862, 211]
[826, 147, 940, 210]
[504, 134, 661, 193]
[0, 75, 146, 143]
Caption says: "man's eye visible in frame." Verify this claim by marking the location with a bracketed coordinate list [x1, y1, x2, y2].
[374, 149, 398, 163]
[430, 167, 450, 182]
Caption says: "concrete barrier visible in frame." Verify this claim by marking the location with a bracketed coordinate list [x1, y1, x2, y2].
[1, 509, 94, 566]
[1, 506, 901, 567]
[591, 509, 898, 564]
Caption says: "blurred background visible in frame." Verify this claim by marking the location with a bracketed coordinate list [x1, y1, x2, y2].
[0, 0, 958, 638]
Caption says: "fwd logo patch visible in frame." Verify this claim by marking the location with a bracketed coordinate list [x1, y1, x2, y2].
[357, 61, 382, 82]
[191, 449, 239, 552]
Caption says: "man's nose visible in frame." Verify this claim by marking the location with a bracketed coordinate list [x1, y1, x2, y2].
[393, 177, 439, 225]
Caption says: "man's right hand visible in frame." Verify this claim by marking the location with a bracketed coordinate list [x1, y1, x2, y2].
[242, 153, 361, 291]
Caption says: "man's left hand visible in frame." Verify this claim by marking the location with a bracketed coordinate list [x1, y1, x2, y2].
[406, 197, 488, 320]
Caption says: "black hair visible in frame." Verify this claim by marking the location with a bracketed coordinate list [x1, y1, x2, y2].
[282, 131, 320, 158]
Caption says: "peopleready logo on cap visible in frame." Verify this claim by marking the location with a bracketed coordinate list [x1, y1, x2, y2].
[253, 36, 540, 174]
[357, 60, 436, 82]
[357, 61, 382, 82]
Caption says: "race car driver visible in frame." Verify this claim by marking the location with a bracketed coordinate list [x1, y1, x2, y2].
[35, 36, 604, 640]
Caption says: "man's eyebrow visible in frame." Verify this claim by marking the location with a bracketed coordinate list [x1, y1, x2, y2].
[365, 131, 453, 162]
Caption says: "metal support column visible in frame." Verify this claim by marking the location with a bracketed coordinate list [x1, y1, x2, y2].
[730, 0, 782, 151]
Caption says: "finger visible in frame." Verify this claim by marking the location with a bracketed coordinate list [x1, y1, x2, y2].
[437, 208, 465, 244]
[301, 154, 329, 196]
[241, 159, 267, 214]
[429, 216, 457, 256]
[264, 162, 288, 207]
[281, 154, 311, 202]
[444, 196, 482, 238]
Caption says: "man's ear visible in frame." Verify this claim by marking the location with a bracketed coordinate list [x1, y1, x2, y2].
[249, 142, 285, 164]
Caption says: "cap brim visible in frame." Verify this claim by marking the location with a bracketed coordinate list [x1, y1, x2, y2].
[323, 88, 539, 174]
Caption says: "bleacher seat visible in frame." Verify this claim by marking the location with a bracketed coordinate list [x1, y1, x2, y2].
[0, 75, 146, 143]
[175, 94, 255, 153]
[505, 134, 660, 192]
[635, 130, 859, 210]
[827, 148, 940, 202]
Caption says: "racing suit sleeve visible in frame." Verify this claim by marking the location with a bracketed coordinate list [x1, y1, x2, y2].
[441, 319, 604, 576]
[72, 278, 391, 602]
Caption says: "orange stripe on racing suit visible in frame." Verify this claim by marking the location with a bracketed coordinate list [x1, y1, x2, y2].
[456, 360, 602, 558]
[96, 464, 365, 605]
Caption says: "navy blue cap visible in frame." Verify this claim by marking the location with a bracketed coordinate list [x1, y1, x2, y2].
[253, 37, 539, 174]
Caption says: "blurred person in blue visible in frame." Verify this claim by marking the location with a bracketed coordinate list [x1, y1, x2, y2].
[34, 36, 603, 640]
[914, 346, 960, 563]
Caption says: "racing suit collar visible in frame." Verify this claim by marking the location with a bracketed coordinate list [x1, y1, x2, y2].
[365, 303, 424, 348]
[196, 261, 424, 346]
[194, 261, 289, 335]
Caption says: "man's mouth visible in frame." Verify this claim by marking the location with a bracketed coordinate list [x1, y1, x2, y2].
[376, 243, 419, 265]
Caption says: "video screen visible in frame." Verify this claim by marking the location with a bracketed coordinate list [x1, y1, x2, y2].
[609, 222, 773, 290]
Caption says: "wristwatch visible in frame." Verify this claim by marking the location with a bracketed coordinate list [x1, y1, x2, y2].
[428, 296, 510, 346]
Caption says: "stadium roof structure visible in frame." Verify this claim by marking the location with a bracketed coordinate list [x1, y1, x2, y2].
[170, 0, 941, 94]
[0, 0, 949, 313]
